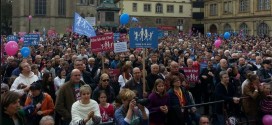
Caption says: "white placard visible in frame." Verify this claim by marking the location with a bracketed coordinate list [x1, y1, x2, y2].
[114, 42, 128, 53]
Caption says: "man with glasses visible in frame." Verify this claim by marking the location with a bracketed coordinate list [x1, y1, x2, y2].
[65, 58, 95, 90]
[123, 67, 149, 99]
[55, 69, 86, 125]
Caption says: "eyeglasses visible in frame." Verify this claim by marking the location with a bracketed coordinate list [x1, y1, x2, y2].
[102, 79, 109, 82]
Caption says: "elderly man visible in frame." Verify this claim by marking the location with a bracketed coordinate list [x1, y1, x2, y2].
[165, 61, 187, 90]
[86, 57, 99, 78]
[123, 67, 149, 98]
[146, 64, 164, 92]
[215, 59, 230, 84]
[65, 59, 95, 90]
[55, 69, 86, 125]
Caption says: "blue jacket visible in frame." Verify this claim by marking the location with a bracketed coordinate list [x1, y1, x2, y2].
[114, 105, 148, 125]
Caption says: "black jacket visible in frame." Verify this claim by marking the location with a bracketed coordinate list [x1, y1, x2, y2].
[214, 82, 236, 115]
[256, 67, 272, 83]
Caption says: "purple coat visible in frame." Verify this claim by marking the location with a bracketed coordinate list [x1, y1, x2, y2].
[147, 92, 170, 124]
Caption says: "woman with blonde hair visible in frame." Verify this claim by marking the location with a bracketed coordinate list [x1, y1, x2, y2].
[70, 84, 101, 125]
[92, 73, 115, 103]
[114, 88, 148, 125]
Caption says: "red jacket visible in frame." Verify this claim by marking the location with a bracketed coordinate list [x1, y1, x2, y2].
[25, 93, 54, 116]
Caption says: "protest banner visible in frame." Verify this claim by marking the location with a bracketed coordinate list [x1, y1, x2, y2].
[7, 35, 18, 42]
[181, 67, 200, 83]
[114, 42, 127, 53]
[129, 27, 158, 48]
[23, 34, 40, 46]
[90, 34, 114, 53]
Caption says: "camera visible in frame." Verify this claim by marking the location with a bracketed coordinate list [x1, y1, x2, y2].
[134, 97, 149, 106]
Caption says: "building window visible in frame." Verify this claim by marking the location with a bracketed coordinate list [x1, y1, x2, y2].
[210, 4, 217, 16]
[35, 0, 46, 15]
[239, 0, 249, 12]
[105, 12, 114, 21]
[258, 0, 271, 10]
[223, 23, 233, 32]
[58, 0, 66, 16]
[156, 3, 163, 13]
[178, 19, 183, 25]
[239, 23, 249, 35]
[167, 5, 174, 13]
[179, 5, 183, 13]
[144, 4, 151, 12]
[224, 1, 232, 14]
[257, 23, 269, 36]
[133, 3, 137, 12]
[156, 18, 162, 24]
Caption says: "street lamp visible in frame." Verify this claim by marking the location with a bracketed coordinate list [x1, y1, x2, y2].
[176, 23, 183, 35]
[28, 15, 32, 33]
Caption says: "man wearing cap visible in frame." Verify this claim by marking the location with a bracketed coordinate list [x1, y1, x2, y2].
[55, 69, 86, 125]
[257, 59, 272, 83]
[10, 62, 38, 96]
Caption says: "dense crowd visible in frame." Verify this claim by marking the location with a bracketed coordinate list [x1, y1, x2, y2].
[1, 29, 272, 125]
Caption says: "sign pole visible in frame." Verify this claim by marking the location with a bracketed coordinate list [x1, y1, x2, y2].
[142, 48, 146, 97]
[102, 52, 105, 74]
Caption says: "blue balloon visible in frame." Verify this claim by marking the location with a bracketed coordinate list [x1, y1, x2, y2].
[224, 32, 231, 39]
[120, 13, 130, 25]
[207, 33, 211, 37]
[21, 47, 31, 58]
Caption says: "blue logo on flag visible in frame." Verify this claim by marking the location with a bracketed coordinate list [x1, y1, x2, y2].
[114, 33, 120, 41]
[129, 28, 158, 48]
[7, 35, 18, 42]
[23, 34, 40, 46]
[73, 13, 96, 37]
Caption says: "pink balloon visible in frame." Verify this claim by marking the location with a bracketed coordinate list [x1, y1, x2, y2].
[19, 38, 24, 44]
[262, 115, 272, 125]
[28, 15, 32, 20]
[5, 41, 19, 56]
[214, 39, 222, 48]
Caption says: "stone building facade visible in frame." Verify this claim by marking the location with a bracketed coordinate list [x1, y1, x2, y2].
[204, 0, 272, 36]
[11, 0, 103, 34]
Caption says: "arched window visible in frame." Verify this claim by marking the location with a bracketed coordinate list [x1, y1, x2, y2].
[257, 23, 269, 36]
[239, 23, 249, 35]
[223, 23, 232, 32]
[156, 3, 163, 13]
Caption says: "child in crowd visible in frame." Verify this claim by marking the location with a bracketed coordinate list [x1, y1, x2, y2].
[147, 79, 169, 125]
[260, 83, 272, 114]
[98, 90, 114, 123]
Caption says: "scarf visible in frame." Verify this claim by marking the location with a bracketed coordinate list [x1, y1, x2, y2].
[174, 88, 186, 106]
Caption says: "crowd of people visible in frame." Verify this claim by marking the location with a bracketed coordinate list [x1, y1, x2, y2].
[1, 29, 272, 125]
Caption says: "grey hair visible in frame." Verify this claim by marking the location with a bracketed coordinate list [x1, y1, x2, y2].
[39, 115, 54, 125]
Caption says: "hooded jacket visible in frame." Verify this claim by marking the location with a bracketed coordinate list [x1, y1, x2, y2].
[10, 72, 39, 96]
